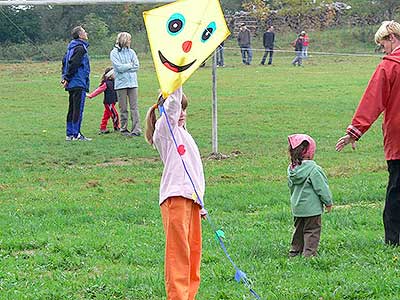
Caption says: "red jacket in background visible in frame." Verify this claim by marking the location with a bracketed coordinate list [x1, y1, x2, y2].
[303, 35, 309, 47]
[347, 46, 400, 160]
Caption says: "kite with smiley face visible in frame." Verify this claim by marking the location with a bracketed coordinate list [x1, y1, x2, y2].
[143, 0, 230, 98]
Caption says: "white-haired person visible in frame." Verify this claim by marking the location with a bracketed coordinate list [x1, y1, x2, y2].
[110, 32, 142, 137]
[336, 20, 400, 246]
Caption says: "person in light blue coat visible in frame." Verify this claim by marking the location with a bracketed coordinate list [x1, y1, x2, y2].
[110, 32, 142, 136]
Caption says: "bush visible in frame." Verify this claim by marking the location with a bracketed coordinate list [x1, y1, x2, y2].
[0, 30, 150, 62]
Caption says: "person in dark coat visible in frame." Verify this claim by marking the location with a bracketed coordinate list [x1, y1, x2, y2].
[237, 23, 252, 65]
[260, 25, 275, 65]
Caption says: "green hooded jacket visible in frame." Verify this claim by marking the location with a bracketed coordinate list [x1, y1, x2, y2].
[288, 160, 333, 217]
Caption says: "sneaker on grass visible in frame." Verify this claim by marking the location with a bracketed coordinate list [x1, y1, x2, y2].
[76, 133, 92, 141]
[98, 129, 110, 135]
[65, 135, 76, 141]
[130, 132, 141, 137]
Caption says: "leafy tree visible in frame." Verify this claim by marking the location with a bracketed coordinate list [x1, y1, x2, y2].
[271, 0, 332, 15]
[242, 0, 270, 22]
[346, 0, 400, 20]
[221, 0, 244, 12]
[83, 13, 109, 44]
[0, 6, 41, 43]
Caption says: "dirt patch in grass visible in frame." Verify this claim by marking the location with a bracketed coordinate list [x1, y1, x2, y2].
[86, 180, 101, 188]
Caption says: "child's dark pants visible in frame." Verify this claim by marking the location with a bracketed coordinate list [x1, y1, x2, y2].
[290, 215, 321, 257]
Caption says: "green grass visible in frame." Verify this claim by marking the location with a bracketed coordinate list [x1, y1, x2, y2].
[0, 50, 399, 300]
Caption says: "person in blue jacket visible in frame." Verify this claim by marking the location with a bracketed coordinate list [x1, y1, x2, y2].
[61, 26, 91, 141]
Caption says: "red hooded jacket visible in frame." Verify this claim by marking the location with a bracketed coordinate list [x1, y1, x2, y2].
[346, 46, 400, 160]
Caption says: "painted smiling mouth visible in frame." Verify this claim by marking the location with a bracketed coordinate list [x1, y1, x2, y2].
[158, 50, 197, 73]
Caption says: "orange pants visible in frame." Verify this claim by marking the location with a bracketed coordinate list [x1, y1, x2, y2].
[161, 197, 202, 300]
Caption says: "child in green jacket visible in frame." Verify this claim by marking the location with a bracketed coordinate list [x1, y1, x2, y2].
[287, 134, 333, 257]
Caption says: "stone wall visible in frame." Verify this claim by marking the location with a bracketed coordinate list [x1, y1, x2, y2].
[227, 6, 382, 37]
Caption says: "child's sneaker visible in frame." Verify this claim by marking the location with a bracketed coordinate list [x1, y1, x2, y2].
[98, 129, 110, 134]
[130, 132, 141, 137]
[120, 129, 131, 136]
[288, 250, 301, 257]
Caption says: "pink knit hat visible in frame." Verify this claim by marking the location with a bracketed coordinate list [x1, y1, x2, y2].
[288, 134, 316, 159]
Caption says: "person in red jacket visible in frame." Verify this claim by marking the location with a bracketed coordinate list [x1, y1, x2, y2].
[336, 20, 400, 246]
[301, 31, 309, 59]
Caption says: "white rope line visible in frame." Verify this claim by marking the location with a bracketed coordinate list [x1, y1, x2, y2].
[224, 46, 382, 58]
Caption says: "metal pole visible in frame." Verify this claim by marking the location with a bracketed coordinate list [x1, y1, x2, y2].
[0, 0, 173, 5]
[211, 50, 218, 154]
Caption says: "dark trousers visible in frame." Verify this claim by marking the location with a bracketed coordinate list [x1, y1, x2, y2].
[290, 215, 321, 257]
[384, 160, 400, 245]
[260, 48, 273, 65]
[66, 88, 85, 137]
[216, 45, 224, 66]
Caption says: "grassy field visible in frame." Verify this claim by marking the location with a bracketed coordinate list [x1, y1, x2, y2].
[0, 49, 399, 300]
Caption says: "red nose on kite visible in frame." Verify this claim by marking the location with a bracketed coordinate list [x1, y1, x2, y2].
[182, 41, 192, 53]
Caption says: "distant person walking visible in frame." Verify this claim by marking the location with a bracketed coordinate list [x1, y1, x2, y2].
[291, 34, 304, 66]
[301, 31, 309, 59]
[288, 134, 333, 257]
[61, 26, 91, 141]
[260, 25, 275, 65]
[336, 21, 400, 246]
[237, 23, 252, 65]
[87, 67, 120, 134]
[110, 32, 142, 137]
[216, 41, 225, 67]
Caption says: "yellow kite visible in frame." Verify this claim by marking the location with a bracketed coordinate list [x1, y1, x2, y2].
[143, 0, 230, 98]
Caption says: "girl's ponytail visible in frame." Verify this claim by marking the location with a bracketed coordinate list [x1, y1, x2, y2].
[289, 140, 309, 168]
[145, 104, 158, 145]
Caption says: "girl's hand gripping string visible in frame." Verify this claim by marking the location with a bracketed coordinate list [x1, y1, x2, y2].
[200, 208, 208, 220]
[157, 94, 166, 107]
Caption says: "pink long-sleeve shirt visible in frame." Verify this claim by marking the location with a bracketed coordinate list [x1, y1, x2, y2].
[153, 87, 205, 206]
[87, 82, 106, 99]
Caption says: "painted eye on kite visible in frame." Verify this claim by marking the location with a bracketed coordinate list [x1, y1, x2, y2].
[201, 21, 216, 43]
[167, 13, 185, 35]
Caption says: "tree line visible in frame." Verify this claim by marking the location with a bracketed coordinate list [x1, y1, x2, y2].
[0, 0, 399, 45]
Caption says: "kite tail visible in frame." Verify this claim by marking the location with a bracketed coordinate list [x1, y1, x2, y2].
[159, 104, 261, 300]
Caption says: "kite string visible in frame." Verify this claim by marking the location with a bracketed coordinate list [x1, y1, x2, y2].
[0, 7, 51, 61]
[159, 105, 261, 300]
